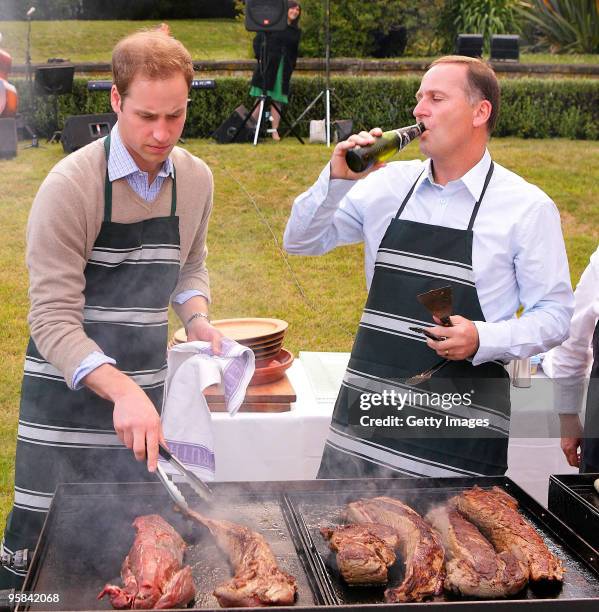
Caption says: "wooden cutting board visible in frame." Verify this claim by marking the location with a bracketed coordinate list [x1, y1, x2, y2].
[204, 373, 296, 410]
[208, 402, 291, 413]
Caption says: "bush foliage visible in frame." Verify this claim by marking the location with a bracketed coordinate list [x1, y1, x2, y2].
[14, 75, 599, 141]
[517, 0, 599, 54]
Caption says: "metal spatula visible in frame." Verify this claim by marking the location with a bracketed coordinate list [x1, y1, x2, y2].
[416, 285, 454, 327]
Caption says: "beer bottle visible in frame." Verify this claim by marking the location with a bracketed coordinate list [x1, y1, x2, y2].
[345, 122, 426, 174]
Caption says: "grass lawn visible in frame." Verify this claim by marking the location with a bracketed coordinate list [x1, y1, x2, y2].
[1, 137, 598, 527]
[0, 19, 598, 65]
[0, 19, 254, 63]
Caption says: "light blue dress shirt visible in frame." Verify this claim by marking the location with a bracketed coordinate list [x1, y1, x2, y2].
[72, 124, 202, 389]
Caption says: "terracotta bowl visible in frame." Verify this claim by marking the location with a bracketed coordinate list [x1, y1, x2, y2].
[250, 349, 294, 386]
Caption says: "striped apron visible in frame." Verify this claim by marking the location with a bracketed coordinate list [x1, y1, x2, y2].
[0, 136, 180, 587]
[318, 162, 511, 479]
[582, 320, 599, 472]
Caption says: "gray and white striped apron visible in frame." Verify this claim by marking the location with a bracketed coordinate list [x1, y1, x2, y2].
[318, 162, 511, 479]
[0, 136, 180, 587]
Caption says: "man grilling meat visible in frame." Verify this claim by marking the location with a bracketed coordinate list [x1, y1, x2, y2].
[0, 30, 222, 589]
[284, 56, 574, 478]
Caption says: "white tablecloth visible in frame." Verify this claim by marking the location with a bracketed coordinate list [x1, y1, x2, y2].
[211, 352, 577, 507]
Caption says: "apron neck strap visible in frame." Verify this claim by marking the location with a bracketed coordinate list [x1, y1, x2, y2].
[395, 170, 425, 220]
[103, 136, 112, 222]
[170, 166, 177, 216]
[467, 161, 494, 231]
[102, 135, 178, 221]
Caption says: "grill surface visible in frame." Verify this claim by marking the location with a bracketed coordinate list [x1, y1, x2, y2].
[19, 483, 320, 611]
[18, 477, 599, 611]
[287, 479, 599, 605]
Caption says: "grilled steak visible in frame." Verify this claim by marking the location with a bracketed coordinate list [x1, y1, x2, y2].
[97, 514, 195, 609]
[454, 486, 564, 582]
[186, 507, 297, 607]
[346, 496, 445, 602]
[426, 505, 528, 597]
[320, 524, 399, 585]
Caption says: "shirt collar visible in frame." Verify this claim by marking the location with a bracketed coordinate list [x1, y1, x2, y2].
[417, 148, 493, 201]
[107, 122, 174, 182]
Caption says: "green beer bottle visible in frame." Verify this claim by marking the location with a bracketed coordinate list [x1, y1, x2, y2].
[345, 122, 426, 174]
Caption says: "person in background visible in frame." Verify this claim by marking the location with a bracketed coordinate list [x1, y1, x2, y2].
[284, 56, 574, 479]
[0, 30, 222, 588]
[250, 0, 301, 140]
[544, 246, 599, 472]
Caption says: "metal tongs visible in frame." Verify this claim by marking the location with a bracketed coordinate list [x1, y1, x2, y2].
[155, 445, 212, 511]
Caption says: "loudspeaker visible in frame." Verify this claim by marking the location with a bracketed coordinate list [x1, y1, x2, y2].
[212, 106, 257, 144]
[61, 113, 117, 153]
[245, 0, 287, 32]
[333, 119, 353, 143]
[490, 35, 520, 61]
[35, 64, 75, 95]
[0, 117, 17, 159]
[455, 34, 483, 58]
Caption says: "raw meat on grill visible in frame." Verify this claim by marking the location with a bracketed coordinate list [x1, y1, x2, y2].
[185, 507, 297, 607]
[426, 505, 528, 597]
[97, 514, 195, 609]
[453, 486, 564, 582]
[346, 496, 445, 602]
[320, 524, 400, 585]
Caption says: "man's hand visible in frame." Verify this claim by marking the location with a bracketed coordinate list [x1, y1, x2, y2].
[330, 127, 386, 180]
[559, 413, 583, 467]
[113, 384, 166, 472]
[83, 364, 165, 472]
[425, 315, 480, 360]
[186, 316, 223, 355]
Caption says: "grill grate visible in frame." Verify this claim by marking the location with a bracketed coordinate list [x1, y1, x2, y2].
[18, 477, 599, 611]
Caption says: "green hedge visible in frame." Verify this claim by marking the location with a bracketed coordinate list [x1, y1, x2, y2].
[13, 76, 599, 140]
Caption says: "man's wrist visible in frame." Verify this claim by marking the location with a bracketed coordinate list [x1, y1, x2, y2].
[185, 311, 210, 330]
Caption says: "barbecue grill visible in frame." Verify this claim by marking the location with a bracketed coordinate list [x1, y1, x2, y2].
[15, 477, 599, 611]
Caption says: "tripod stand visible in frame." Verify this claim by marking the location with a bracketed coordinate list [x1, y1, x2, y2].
[21, 7, 38, 147]
[283, 0, 348, 146]
[231, 31, 304, 145]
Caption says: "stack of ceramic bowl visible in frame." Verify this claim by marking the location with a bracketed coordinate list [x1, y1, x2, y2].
[170, 318, 293, 385]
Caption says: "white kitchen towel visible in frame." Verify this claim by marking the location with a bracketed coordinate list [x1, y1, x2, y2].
[160, 338, 255, 481]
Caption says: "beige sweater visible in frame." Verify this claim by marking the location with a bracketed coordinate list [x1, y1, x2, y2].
[26, 139, 213, 387]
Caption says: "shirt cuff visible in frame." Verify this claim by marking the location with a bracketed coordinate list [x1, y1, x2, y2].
[553, 379, 586, 414]
[172, 290, 207, 305]
[72, 351, 117, 390]
[471, 320, 503, 365]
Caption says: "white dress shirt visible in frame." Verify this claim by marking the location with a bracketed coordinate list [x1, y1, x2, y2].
[543, 246, 599, 413]
[283, 149, 574, 366]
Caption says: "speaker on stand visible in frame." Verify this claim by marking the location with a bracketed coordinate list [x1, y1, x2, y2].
[34, 63, 75, 143]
